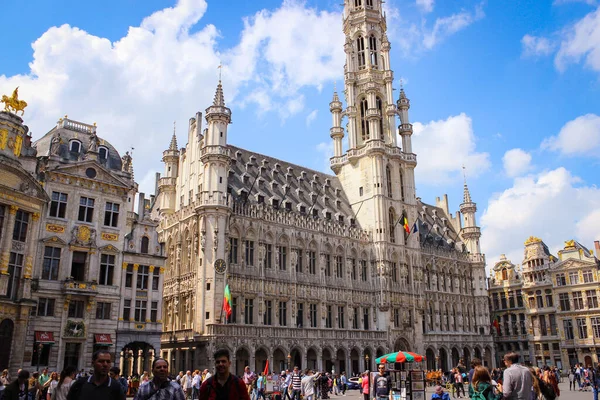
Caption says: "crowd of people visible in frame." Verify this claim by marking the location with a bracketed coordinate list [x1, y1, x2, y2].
[3, 349, 600, 400]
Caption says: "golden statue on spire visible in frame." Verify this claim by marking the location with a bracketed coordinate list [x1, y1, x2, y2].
[1, 87, 28, 116]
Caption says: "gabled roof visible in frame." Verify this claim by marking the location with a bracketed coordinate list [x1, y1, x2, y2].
[417, 201, 465, 252]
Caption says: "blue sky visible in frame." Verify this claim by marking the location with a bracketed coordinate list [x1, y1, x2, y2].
[2, 0, 600, 266]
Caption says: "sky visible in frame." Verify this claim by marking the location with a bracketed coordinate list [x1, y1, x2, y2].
[2, 0, 600, 271]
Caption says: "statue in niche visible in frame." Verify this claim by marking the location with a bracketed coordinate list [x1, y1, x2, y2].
[49, 132, 61, 156]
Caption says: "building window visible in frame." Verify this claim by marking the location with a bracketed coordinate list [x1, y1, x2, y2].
[519, 314, 526, 334]
[135, 300, 147, 322]
[50, 192, 68, 218]
[37, 298, 55, 317]
[577, 318, 588, 339]
[391, 262, 397, 283]
[325, 305, 332, 328]
[556, 273, 566, 286]
[78, 197, 95, 223]
[98, 146, 108, 160]
[376, 97, 384, 139]
[31, 342, 50, 367]
[308, 251, 316, 274]
[536, 291, 543, 308]
[516, 290, 524, 307]
[386, 167, 393, 198]
[352, 307, 359, 329]
[545, 291, 553, 307]
[264, 300, 272, 326]
[360, 97, 369, 141]
[399, 170, 405, 201]
[141, 237, 149, 254]
[103, 202, 119, 227]
[227, 297, 237, 323]
[591, 317, 600, 338]
[42, 246, 61, 281]
[388, 208, 396, 243]
[64, 343, 81, 370]
[96, 302, 111, 320]
[569, 271, 579, 285]
[279, 301, 287, 326]
[150, 301, 158, 322]
[152, 268, 160, 291]
[68, 300, 85, 318]
[12, 210, 29, 242]
[277, 246, 287, 270]
[309, 304, 317, 328]
[356, 36, 366, 69]
[549, 314, 557, 336]
[573, 291, 584, 310]
[296, 303, 304, 328]
[360, 260, 368, 281]
[363, 307, 370, 330]
[350, 258, 357, 280]
[244, 298, 254, 325]
[137, 265, 149, 290]
[540, 316, 548, 336]
[335, 256, 343, 278]
[325, 254, 331, 277]
[563, 319, 574, 340]
[266, 244, 272, 268]
[99, 254, 115, 285]
[7, 252, 23, 300]
[296, 249, 303, 273]
[338, 306, 345, 329]
[0, 206, 4, 242]
[587, 290, 598, 308]
[123, 299, 131, 320]
[244, 240, 254, 266]
[394, 308, 401, 328]
[229, 238, 238, 264]
[369, 35, 378, 68]
[583, 270, 594, 283]
[559, 293, 570, 311]
[69, 140, 81, 153]
[125, 265, 133, 288]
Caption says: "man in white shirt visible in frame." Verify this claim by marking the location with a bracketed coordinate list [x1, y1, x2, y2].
[192, 371, 201, 400]
[301, 369, 321, 400]
[181, 370, 193, 399]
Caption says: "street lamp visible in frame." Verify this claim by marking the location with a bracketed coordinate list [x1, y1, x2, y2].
[287, 353, 291, 369]
[365, 354, 370, 371]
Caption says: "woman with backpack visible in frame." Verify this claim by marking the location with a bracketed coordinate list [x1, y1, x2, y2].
[467, 366, 502, 400]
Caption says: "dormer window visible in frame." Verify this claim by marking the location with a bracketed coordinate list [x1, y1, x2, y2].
[272, 199, 279, 208]
[300, 205, 307, 214]
[98, 146, 108, 160]
[326, 212, 332, 220]
[243, 175, 250, 185]
[258, 195, 265, 204]
[338, 215, 344, 224]
[285, 202, 292, 211]
[312, 209, 319, 218]
[70, 140, 81, 153]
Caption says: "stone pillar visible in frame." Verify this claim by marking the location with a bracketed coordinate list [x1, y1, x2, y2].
[158, 266, 165, 325]
[21, 212, 40, 300]
[119, 351, 124, 373]
[137, 349, 143, 375]
[0, 205, 18, 295]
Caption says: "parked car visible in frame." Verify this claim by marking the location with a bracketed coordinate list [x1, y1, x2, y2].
[347, 377, 360, 390]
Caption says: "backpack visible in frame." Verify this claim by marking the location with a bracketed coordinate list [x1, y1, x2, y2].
[470, 390, 486, 400]
[538, 379, 556, 400]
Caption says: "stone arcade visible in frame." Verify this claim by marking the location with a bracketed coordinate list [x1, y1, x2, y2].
[155, 0, 494, 375]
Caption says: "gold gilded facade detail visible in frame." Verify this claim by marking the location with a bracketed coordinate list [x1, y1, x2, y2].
[524, 236, 542, 245]
[101, 232, 119, 241]
[46, 223, 65, 233]
[1, 87, 28, 116]
[0, 129, 7, 150]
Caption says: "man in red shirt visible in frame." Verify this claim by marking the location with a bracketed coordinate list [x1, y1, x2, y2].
[198, 349, 250, 400]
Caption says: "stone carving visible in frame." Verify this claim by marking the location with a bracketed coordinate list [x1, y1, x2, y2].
[1, 87, 27, 115]
[50, 132, 61, 156]
[70, 225, 97, 247]
[290, 250, 298, 269]
[87, 132, 99, 152]
[200, 231, 206, 252]
[121, 151, 132, 172]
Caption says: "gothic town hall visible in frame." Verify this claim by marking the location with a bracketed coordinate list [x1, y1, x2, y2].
[154, 0, 494, 376]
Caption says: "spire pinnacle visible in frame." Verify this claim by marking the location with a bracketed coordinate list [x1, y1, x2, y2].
[213, 81, 225, 107]
[462, 165, 472, 203]
[169, 121, 178, 151]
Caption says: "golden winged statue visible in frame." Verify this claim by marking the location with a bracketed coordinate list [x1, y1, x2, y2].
[1, 87, 28, 116]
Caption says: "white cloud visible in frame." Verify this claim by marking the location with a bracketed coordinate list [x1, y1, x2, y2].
[541, 113, 600, 156]
[306, 110, 318, 126]
[553, 0, 597, 6]
[416, 0, 434, 13]
[521, 34, 555, 57]
[481, 167, 600, 267]
[411, 113, 490, 185]
[316, 141, 334, 171]
[422, 5, 485, 49]
[555, 7, 600, 73]
[502, 148, 533, 177]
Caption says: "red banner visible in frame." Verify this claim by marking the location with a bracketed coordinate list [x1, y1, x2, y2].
[35, 331, 55, 344]
[94, 333, 113, 345]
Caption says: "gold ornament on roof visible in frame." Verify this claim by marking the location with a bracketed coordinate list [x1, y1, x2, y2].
[565, 239, 576, 248]
[1, 87, 28, 116]
[524, 236, 542, 245]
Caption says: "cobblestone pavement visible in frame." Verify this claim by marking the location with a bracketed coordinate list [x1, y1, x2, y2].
[335, 380, 588, 399]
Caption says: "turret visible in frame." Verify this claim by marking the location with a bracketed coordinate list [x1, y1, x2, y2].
[204, 80, 231, 147]
[397, 88, 413, 153]
[330, 89, 344, 157]
[459, 180, 481, 254]
[157, 124, 180, 214]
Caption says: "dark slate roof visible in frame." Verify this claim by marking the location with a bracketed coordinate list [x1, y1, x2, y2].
[227, 145, 356, 224]
[417, 200, 465, 252]
[34, 119, 123, 171]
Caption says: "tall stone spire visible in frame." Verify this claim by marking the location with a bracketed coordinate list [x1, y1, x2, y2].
[463, 182, 472, 204]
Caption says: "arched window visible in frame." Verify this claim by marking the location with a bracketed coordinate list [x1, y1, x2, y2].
[354, 0, 362, 7]
[399, 169, 405, 201]
[70, 140, 81, 153]
[369, 35, 378, 68]
[376, 97, 384, 140]
[366, 0, 373, 8]
[356, 36, 366, 70]
[388, 208, 396, 243]
[98, 146, 108, 160]
[386, 166, 393, 198]
[141, 236, 149, 254]
[360, 98, 370, 141]
[501, 268, 508, 280]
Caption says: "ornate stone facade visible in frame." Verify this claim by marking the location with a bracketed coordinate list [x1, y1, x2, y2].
[156, 0, 493, 375]
[489, 238, 600, 368]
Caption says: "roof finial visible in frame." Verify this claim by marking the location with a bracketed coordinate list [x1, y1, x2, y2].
[218, 62, 222, 82]
[462, 165, 472, 203]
